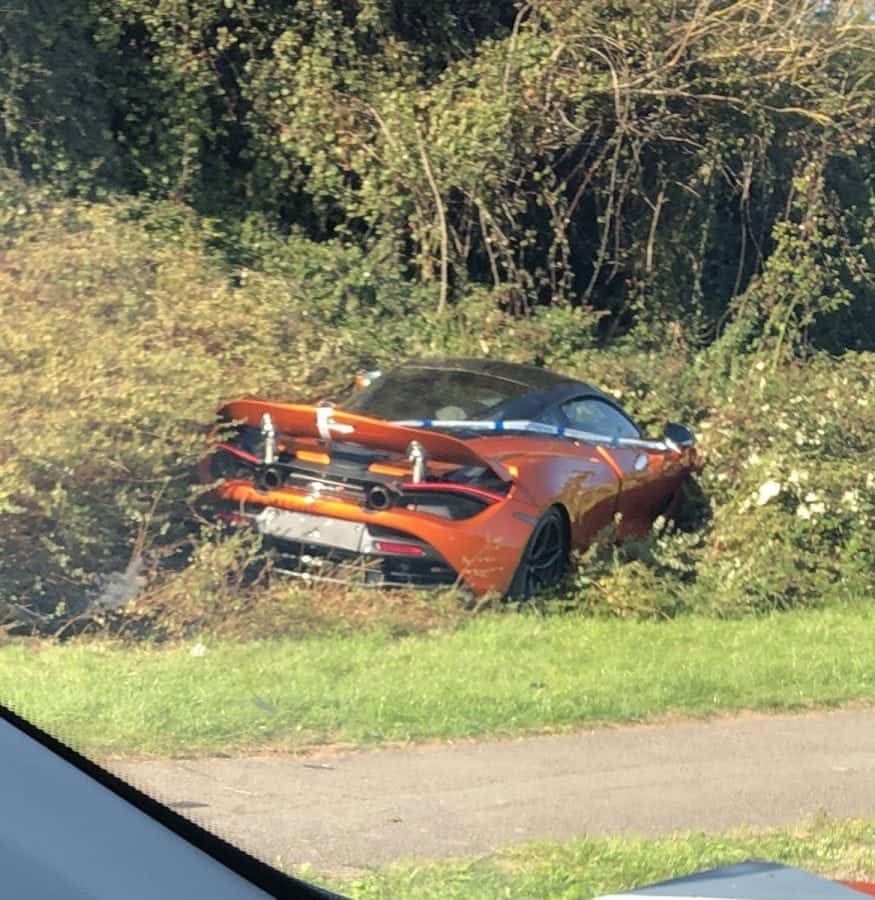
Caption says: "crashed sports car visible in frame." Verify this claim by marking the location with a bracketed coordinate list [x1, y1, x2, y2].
[201, 358, 701, 598]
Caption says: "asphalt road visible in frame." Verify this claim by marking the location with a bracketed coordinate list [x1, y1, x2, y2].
[111, 707, 875, 874]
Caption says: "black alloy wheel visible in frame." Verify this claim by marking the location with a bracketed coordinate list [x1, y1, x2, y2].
[508, 507, 570, 601]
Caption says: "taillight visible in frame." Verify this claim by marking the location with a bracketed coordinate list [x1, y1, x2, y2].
[401, 482, 507, 504]
[395, 481, 509, 520]
[373, 540, 426, 557]
[215, 442, 260, 465]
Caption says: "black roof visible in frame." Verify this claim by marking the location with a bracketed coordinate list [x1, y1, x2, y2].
[345, 357, 623, 425]
[401, 357, 593, 393]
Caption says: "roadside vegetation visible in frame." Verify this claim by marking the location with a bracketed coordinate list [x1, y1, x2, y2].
[1, 1, 873, 635]
[2, 602, 872, 757]
[0, 194, 871, 636]
[319, 817, 875, 899]
[2, 5, 874, 891]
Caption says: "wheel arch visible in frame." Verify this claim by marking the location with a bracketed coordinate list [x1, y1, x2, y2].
[550, 501, 572, 551]
[507, 502, 572, 600]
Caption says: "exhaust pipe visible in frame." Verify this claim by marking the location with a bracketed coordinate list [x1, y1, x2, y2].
[258, 466, 284, 491]
[365, 484, 394, 511]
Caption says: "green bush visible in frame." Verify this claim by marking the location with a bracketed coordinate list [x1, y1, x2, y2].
[556, 352, 874, 618]
[1, 192, 872, 632]
[3, 1, 873, 344]
[1, 2, 874, 635]
[0, 197, 327, 620]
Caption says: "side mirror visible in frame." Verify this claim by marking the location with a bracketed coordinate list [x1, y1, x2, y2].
[663, 422, 695, 449]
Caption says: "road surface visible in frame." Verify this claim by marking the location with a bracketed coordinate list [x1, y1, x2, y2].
[111, 707, 875, 874]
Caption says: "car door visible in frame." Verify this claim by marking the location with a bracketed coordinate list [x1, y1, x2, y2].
[559, 396, 675, 537]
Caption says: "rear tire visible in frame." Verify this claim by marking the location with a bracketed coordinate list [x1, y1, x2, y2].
[508, 507, 570, 601]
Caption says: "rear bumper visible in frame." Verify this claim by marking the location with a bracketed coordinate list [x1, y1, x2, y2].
[211, 480, 537, 595]
[218, 504, 462, 590]
[263, 536, 461, 590]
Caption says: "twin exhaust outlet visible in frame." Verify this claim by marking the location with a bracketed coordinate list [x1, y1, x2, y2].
[257, 412, 429, 507]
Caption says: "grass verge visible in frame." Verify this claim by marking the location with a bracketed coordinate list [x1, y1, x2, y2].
[315, 817, 875, 899]
[1, 602, 874, 757]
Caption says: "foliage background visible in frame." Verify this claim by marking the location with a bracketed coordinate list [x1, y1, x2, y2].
[0, 0, 873, 632]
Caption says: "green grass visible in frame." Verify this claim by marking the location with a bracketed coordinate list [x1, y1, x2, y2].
[1, 602, 874, 757]
[317, 818, 875, 899]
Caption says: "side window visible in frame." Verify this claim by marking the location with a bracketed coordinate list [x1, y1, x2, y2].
[561, 397, 641, 439]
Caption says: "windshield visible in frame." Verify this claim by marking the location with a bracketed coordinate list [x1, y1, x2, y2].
[342, 366, 530, 421]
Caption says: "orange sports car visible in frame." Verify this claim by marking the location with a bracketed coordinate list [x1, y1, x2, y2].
[203, 358, 700, 599]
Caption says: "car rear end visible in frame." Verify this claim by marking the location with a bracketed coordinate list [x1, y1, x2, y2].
[202, 407, 533, 595]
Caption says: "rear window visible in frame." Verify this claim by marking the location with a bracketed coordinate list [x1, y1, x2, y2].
[342, 366, 529, 421]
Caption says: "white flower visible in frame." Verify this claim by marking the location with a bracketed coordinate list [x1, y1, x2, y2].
[190, 643, 207, 657]
[756, 480, 782, 506]
[866, 473, 875, 490]
[804, 491, 819, 503]
[841, 490, 860, 512]
[788, 469, 800, 485]
[796, 504, 811, 520]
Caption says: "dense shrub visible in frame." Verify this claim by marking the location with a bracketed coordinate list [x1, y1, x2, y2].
[2, 1, 873, 344]
[1, 0, 873, 632]
[0, 194, 871, 633]
[0, 197, 315, 621]
[558, 352, 874, 618]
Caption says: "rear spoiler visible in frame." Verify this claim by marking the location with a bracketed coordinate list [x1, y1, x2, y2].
[218, 399, 512, 480]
